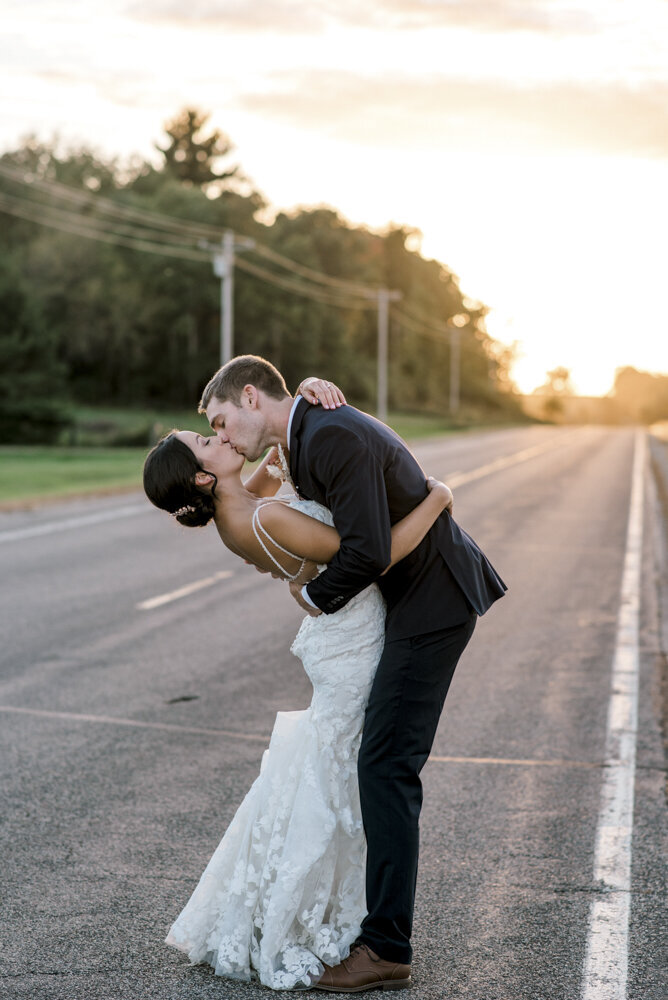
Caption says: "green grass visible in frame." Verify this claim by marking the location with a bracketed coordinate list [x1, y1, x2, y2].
[62, 405, 212, 446]
[389, 412, 458, 440]
[0, 447, 146, 505]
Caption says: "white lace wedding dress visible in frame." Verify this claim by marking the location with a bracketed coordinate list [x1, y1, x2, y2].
[165, 500, 386, 990]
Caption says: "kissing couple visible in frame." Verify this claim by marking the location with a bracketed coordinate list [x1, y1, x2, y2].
[143, 354, 506, 992]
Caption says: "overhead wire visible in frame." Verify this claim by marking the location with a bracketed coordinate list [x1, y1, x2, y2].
[0, 162, 377, 293]
[251, 242, 378, 297]
[0, 186, 210, 253]
[0, 191, 211, 263]
[0, 163, 464, 335]
[235, 256, 378, 310]
[0, 161, 221, 242]
[393, 307, 452, 345]
[0, 188, 378, 307]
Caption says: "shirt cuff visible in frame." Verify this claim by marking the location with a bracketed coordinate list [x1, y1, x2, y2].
[301, 585, 320, 609]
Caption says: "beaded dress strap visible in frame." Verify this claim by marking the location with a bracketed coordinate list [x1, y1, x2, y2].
[252, 503, 306, 582]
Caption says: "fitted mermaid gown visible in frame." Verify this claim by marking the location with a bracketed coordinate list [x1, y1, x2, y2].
[165, 500, 386, 990]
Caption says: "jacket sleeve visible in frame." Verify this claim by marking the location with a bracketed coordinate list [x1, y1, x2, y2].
[303, 425, 392, 614]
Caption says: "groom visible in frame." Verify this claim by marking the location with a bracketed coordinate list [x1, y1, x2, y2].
[200, 355, 506, 992]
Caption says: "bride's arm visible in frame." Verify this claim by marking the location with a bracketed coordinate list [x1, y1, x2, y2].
[383, 478, 452, 573]
[243, 447, 283, 498]
[256, 479, 453, 576]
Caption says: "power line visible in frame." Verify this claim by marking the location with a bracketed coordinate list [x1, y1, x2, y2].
[252, 242, 378, 297]
[0, 185, 209, 253]
[0, 162, 381, 295]
[393, 306, 451, 344]
[0, 161, 220, 242]
[0, 165, 469, 384]
[0, 161, 410, 302]
[0, 163, 480, 419]
[235, 255, 378, 309]
[0, 191, 211, 263]
[0, 176, 386, 308]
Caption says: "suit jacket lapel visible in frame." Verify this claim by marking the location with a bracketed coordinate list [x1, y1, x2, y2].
[288, 396, 309, 491]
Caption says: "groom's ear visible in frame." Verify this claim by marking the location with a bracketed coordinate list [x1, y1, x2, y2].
[242, 384, 259, 409]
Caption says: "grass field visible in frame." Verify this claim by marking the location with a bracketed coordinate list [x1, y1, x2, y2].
[0, 407, 500, 508]
[0, 447, 147, 506]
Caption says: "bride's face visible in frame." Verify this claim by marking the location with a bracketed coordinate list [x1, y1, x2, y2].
[176, 431, 245, 477]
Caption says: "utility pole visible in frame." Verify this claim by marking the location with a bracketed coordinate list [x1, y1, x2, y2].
[211, 230, 255, 365]
[448, 314, 468, 415]
[449, 324, 461, 415]
[376, 288, 402, 423]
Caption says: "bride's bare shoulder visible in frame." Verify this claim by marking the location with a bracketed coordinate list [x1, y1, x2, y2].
[214, 506, 255, 560]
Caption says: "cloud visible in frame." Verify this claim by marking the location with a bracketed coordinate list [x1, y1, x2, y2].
[355, 0, 601, 36]
[123, 0, 601, 37]
[238, 71, 668, 158]
[122, 0, 331, 34]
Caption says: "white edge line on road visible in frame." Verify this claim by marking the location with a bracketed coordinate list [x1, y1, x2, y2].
[581, 429, 644, 1000]
[0, 502, 149, 543]
[137, 570, 234, 610]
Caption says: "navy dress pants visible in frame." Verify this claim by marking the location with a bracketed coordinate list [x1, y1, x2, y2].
[357, 613, 477, 964]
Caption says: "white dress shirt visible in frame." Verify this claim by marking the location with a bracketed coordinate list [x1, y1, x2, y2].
[287, 396, 320, 610]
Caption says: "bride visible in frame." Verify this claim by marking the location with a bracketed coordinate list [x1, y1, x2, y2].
[142, 384, 453, 990]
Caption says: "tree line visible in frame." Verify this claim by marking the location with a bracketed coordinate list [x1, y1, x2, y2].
[0, 108, 523, 443]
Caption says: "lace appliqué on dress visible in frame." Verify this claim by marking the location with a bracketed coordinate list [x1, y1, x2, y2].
[165, 499, 386, 990]
[264, 443, 294, 489]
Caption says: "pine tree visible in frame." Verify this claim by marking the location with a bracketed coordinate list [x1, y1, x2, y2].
[156, 108, 241, 190]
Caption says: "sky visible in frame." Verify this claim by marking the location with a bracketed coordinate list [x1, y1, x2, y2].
[2, 0, 667, 395]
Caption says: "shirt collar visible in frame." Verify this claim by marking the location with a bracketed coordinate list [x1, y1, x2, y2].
[286, 394, 303, 446]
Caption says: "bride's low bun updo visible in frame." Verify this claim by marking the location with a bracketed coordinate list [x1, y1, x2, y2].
[143, 432, 216, 528]
[170, 491, 216, 528]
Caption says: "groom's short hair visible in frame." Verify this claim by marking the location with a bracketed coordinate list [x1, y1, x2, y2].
[198, 355, 290, 411]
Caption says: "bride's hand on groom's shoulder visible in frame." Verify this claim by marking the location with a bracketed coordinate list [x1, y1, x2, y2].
[297, 377, 347, 409]
[427, 476, 454, 515]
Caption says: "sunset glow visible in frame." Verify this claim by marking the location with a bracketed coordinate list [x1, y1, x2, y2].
[1, 0, 667, 395]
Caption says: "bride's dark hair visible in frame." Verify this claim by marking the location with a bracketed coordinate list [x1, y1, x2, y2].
[143, 432, 216, 528]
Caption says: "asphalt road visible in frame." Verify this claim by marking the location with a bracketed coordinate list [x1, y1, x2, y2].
[1, 425, 666, 1000]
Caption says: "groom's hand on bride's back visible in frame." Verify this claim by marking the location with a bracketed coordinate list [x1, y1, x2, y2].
[289, 581, 323, 616]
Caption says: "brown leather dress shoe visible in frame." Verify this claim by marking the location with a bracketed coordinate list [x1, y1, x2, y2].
[314, 942, 411, 992]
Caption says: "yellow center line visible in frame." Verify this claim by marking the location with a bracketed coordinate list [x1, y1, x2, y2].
[0, 705, 606, 768]
[428, 754, 604, 769]
[0, 705, 268, 742]
[137, 569, 234, 610]
[447, 430, 583, 489]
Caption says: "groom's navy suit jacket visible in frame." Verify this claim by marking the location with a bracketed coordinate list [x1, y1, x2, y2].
[289, 399, 506, 641]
